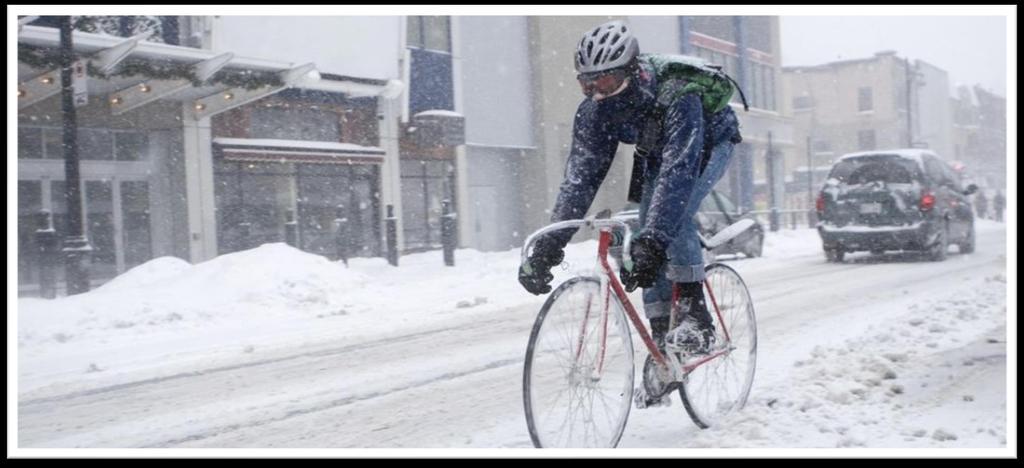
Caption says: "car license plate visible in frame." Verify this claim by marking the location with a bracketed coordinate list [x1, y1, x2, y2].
[859, 203, 882, 214]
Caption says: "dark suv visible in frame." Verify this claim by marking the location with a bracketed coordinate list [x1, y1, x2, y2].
[816, 149, 977, 262]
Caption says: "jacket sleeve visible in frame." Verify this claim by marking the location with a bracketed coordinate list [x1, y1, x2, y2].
[640, 93, 705, 247]
[546, 100, 621, 248]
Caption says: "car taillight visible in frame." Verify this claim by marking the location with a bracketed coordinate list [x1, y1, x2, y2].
[920, 192, 936, 211]
[815, 193, 825, 213]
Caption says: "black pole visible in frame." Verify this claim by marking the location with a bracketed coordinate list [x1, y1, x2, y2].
[59, 16, 92, 295]
[385, 204, 399, 266]
[806, 135, 817, 227]
[767, 132, 779, 232]
[35, 210, 59, 299]
[905, 57, 914, 147]
[441, 199, 456, 266]
[806, 136, 814, 207]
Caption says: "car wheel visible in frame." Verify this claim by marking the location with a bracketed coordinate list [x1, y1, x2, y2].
[928, 224, 949, 261]
[825, 248, 844, 263]
[744, 232, 763, 258]
[959, 221, 976, 254]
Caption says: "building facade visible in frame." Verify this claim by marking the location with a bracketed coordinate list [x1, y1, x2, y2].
[781, 51, 958, 206]
[18, 15, 796, 296]
[951, 85, 1007, 190]
[17, 16, 401, 295]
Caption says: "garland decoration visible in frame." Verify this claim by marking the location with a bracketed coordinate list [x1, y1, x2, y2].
[18, 44, 283, 90]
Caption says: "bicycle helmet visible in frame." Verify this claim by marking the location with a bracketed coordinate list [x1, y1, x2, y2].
[575, 20, 640, 75]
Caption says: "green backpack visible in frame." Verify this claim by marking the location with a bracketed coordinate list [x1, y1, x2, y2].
[625, 54, 748, 203]
[642, 53, 749, 113]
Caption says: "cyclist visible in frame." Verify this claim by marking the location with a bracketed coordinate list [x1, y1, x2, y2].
[518, 20, 743, 357]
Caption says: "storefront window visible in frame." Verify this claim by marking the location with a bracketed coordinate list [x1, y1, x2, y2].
[400, 159, 455, 252]
[78, 128, 114, 160]
[214, 160, 380, 257]
[121, 181, 152, 269]
[115, 132, 149, 161]
[18, 181, 43, 285]
[18, 128, 42, 159]
[86, 180, 117, 279]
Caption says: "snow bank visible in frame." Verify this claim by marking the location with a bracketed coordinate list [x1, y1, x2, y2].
[18, 244, 370, 388]
[679, 273, 1007, 448]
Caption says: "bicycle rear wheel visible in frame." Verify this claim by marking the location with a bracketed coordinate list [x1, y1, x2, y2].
[523, 276, 635, 448]
[679, 263, 757, 428]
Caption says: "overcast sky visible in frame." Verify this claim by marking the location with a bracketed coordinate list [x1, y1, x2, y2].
[780, 16, 1008, 97]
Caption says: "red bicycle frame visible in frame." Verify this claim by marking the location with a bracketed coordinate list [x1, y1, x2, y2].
[582, 228, 731, 374]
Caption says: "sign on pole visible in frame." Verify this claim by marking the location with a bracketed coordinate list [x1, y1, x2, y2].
[72, 59, 88, 107]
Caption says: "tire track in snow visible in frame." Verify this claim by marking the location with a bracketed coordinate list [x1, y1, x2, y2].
[19, 312, 527, 409]
[146, 356, 522, 448]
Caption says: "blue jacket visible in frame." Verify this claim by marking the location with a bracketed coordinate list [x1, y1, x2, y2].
[547, 56, 742, 248]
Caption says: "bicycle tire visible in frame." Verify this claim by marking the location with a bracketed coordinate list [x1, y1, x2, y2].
[523, 276, 635, 448]
[678, 263, 757, 429]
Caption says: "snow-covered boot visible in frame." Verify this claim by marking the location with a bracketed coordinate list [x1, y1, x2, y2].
[664, 282, 716, 356]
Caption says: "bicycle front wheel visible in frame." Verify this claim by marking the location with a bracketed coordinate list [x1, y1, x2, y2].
[680, 263, 758, 428]
[523, 276, 635, 448]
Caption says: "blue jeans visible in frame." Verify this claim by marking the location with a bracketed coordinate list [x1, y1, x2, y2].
[638, 138, 737, 319]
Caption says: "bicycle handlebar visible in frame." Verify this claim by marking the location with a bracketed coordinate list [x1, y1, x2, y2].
[520, 218, 634, 273]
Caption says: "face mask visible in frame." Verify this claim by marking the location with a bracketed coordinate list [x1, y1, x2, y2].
[590, 77, 631, 102]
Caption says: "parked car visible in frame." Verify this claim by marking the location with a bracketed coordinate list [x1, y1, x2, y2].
[610, 189, 765, 263]
[816, 149, 977, 262]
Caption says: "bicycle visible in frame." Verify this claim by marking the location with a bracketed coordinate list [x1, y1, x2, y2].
[521, 217, 758, 448]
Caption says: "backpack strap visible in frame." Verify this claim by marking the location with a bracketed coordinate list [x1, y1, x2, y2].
[721, 72, 750, 111]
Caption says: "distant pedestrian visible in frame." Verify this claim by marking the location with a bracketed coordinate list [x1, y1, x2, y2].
[975, 191, 989, 219]
[993, 190, 1005, 222]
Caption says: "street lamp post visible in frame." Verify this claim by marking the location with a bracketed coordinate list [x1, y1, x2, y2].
[59, 16, 92, 294]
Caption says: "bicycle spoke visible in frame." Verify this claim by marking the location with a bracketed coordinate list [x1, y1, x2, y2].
[525, 277, 634, 447]
[682, 264, 757, 428]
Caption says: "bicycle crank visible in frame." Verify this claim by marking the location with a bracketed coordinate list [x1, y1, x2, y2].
[635, 354, 678, 409]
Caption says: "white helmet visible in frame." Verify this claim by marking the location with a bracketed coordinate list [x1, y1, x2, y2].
[575, 20, 640, 75]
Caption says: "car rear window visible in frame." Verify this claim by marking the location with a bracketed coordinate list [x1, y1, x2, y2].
[828, 156, 920, 185]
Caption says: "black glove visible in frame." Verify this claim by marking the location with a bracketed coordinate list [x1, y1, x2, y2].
[621, 233, 668, 292]
[518, 236, 565, 295]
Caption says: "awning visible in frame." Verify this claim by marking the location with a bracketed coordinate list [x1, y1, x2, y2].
[17, 25, 395, 119]
[213, 137, 385, 165]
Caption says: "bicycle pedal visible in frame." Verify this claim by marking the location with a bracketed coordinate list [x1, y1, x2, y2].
[633, 388, 672, 409]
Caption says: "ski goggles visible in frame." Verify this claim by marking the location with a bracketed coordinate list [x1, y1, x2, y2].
[577, 69, 630, 101]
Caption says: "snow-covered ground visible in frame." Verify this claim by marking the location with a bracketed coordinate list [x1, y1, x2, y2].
[12, 219, 1014, 455]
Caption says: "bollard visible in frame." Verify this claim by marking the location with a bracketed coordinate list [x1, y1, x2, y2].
[334, 204, 349, 266]
[441, 199, 456, 266]
[284, 209, 299, 248]
[769, 207, 780, 232]
[807, 209, 818, 228]
[385, 204, 399, 266]
[35, 210, 59, 299]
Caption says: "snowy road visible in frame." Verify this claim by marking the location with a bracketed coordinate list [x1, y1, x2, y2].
[17, 224, 1009, 449]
